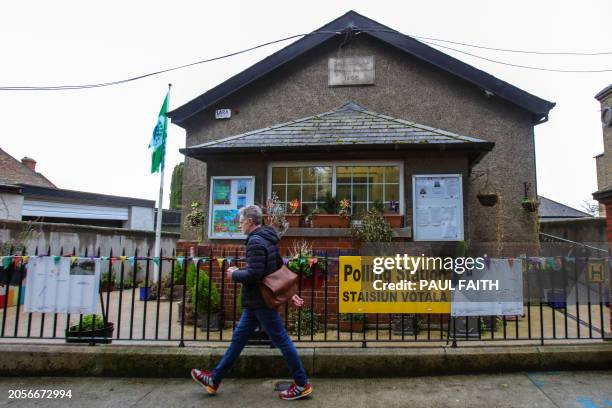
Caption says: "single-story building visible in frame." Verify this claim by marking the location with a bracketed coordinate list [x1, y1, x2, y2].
[170, 10, 555, 248]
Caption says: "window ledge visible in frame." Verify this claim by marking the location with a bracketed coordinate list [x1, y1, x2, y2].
[283, 227, 412, 238]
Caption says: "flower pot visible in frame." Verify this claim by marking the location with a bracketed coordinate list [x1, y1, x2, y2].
[285, 214, 303, 228]
[139, 286, 155, 301]
[477, 193, 498, 207]
[311, 214, 350, 228]
[339, 319, 364, 332]
[65, 322, 114, 344]
[199, 312, 223, 332]
[521, 200, 540, 212]
[100, 281, 116, 293]
[383, 214, 403, 228]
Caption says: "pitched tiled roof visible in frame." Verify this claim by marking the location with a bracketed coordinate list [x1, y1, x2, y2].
[0, 148, 56, 188]
[185, 102, 492, 152]
[539, 195, 592, 220]
[168, 10, 555, 125]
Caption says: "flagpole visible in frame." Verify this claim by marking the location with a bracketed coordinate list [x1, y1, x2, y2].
[153, 83, 171, 282]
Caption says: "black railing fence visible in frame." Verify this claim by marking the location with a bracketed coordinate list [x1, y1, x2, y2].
[0, 245, 609, 347]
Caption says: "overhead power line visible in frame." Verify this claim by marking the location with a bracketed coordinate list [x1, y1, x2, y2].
[1, 28, 611, 91]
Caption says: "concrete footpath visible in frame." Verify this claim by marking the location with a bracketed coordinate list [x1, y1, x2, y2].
[1, 371, 611, 407]
[0, 343, 611, 378]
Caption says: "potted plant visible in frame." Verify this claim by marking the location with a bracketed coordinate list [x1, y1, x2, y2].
[100, 271, 116, 292]
[186, 267, 222, 331]
[65, 314, 114, 344]
[521, 197, 540, 213]
[372, 200, 403, 228]
[338, 313, 366, 332]
[285, 198, 303, 228]
[350, 209, 394, 243]
[139, 280, 155, 301]
[311, 193, 351, 228]
[286, 240, 327, 289]
[264, 193, 288, 236]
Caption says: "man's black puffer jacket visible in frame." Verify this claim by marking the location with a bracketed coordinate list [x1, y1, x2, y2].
[232, 226, 281, 309]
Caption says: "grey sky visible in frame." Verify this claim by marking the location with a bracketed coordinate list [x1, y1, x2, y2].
[2, 1, 610, 211]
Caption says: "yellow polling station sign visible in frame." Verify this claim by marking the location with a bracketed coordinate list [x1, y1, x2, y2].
[339, 256, 451, 314]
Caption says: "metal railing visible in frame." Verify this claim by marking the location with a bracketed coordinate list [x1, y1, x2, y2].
[0, 245, 609, 347]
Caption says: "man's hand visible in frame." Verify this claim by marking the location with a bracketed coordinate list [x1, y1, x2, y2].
[226, 266, 238, 281]
[290, 294, 305, 308]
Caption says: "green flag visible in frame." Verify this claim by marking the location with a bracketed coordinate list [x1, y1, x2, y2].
[149, 92, 169, 173]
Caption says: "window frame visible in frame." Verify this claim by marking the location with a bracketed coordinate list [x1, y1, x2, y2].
[267, 161, 404, 215]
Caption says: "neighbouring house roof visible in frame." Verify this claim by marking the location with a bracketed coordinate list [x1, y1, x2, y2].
[168, 10, 555, 126]
[20, 184, 155, 208]
[181, 102, 494, 164]
[539, 195, 592, 221]
[595, 84, 612, 101]
[0, 148, 56, 188]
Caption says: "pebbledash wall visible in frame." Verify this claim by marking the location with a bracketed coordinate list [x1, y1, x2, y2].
[178, 35, 544, 246]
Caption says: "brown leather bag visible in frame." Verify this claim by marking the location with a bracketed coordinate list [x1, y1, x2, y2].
[259, 251, 299, 309]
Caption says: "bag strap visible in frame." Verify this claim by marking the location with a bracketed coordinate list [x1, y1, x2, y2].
[262, 245, 283, 278]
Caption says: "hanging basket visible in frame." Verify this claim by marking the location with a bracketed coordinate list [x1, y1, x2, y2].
[521, 200, 540, 213]
[477, 193, 498, 207]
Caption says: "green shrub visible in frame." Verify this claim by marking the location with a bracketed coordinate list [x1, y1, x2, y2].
[187, 266, 220, 315]
[339, 313, 365, 322]
[350, 209, 393, 242]
[288, 307, 320, 336]
[69, 315, 107, 331]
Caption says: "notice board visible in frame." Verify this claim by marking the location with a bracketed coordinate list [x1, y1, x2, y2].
[208, 176, 255, 239]
[412, 174, 464, 241]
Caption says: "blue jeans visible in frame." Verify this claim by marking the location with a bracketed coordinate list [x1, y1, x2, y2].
[212, 307, 308, 386]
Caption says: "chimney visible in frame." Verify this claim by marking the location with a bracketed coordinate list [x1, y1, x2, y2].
[21, 157, 37, 172]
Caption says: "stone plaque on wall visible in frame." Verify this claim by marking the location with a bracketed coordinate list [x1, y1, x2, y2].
[328, 56, 375, 86]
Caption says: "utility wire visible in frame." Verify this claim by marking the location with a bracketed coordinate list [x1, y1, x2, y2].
[418, 39, 612, 73]
[2, 27, 611, 91]
[0, 32, 335, 91]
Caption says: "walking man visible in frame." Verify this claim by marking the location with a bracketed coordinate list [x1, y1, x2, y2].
[191, 205, 313, 400]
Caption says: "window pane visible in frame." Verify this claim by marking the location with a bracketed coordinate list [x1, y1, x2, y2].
[287, 185, 301, 202]
[352, 184, 367, 202]
[369, 184, 383, 202]
[316, 167, 332, 184]
[272, 184, 286, 202]
[337, 166, 352, 183]
[303, 167, 316, 183]
[385, 166, 399, 183]
[302, 184, 317, 202]
[369, 167, 385, 184]
[272, 167, 286, 184]
[385, 184, 399, 202]
[317, 184, 331, 201]
[287, 167, 302, 183]
[336, 185, 351, 202]
[352, 167, 369, 183]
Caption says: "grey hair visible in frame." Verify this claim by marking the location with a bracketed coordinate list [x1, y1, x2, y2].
[239, 205, 263, 226]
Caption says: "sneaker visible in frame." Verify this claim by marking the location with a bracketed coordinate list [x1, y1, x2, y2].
[279, 383, 313, 400]
[190, 368, 219, 395]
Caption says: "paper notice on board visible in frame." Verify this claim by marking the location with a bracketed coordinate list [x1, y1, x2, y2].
[442, 206, 456, 222]
[430, 179, 444, 198]
[417, 208, 430, 226]
[442, 222, 457, 238]
[416, 179, 429, 196]
[429, 206, 442, 226]
[446, 179, 460, 198]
